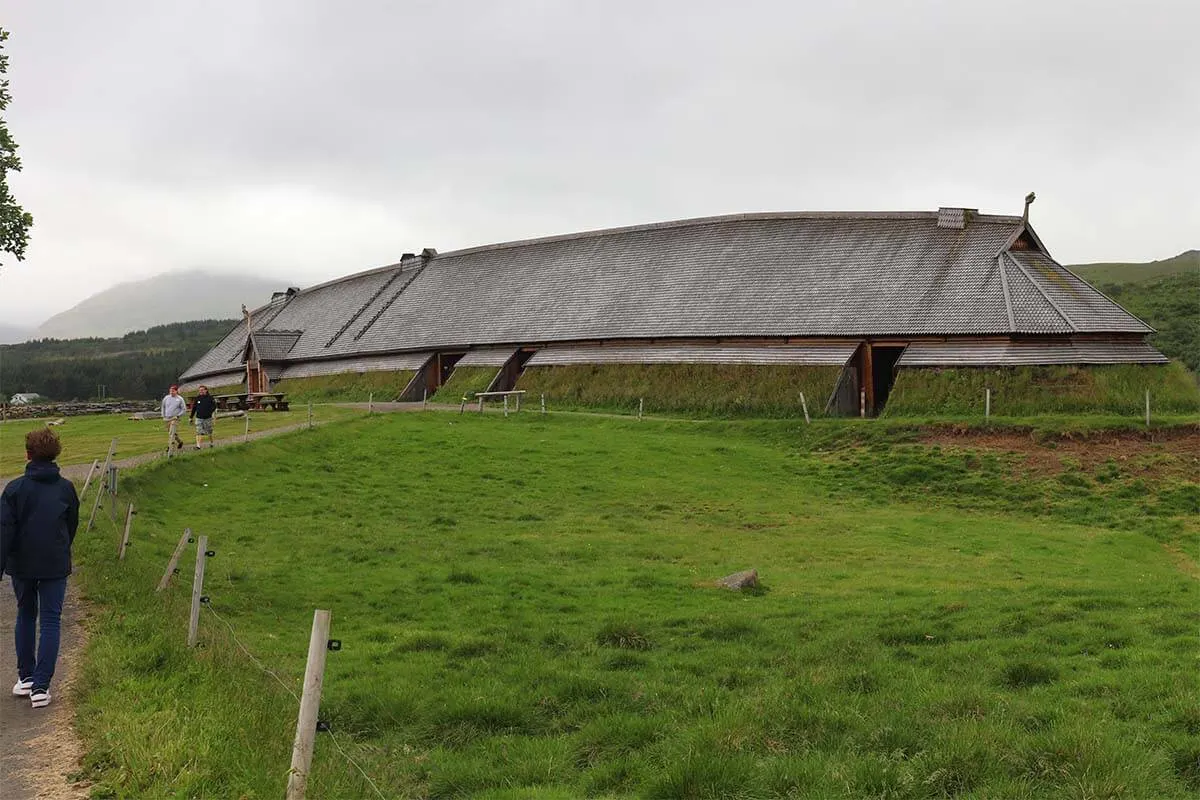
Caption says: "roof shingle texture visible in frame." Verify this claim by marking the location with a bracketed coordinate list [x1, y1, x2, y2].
[180, 212, 1156, 380]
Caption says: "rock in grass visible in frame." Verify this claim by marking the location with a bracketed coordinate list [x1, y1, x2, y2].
[717, 569, 759, 591]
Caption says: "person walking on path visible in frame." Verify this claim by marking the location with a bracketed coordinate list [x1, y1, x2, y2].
[0, 428, 80, 709]
[189, 385, 217, 449]
[162, 384, 187, 454]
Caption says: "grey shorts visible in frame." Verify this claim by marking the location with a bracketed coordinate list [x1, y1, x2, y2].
[195, 417, 214, 435]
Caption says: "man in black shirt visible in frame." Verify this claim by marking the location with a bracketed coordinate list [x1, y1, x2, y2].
[190, 385, 218, 449]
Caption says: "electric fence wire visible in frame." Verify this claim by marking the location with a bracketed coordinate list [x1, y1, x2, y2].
[202, 604, 388, 799]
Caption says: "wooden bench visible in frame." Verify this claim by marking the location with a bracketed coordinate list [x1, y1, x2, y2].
[214, 393, 250, 411]
[473, 390, 526, 414]
[250, 392, 289, 411]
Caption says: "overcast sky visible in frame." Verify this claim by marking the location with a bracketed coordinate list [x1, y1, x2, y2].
[2, 0, 1196, 326]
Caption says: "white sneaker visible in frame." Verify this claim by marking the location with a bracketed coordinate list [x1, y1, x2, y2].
[12, 677, 33, 697]
[30, 688, 51, 708]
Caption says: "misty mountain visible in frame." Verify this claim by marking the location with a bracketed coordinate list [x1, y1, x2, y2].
[32, 270, 295, 340]
[0, 322, 34, 345]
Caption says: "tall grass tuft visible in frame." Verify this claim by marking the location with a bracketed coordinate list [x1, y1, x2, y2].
[518, 363, 844, 417]
[886, 362, 1200, 417]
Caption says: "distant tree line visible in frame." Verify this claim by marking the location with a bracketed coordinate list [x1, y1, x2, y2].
[0, 319, 238, 401]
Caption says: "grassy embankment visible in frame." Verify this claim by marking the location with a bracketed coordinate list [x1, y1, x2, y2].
[886, 363, 1200, 418]
[517, 364, 845, 417]
[0, 406, 362, 479]
[434, 366, 503, 402]
[69, 412, 1198, 798]
[266, 370, 417, 403]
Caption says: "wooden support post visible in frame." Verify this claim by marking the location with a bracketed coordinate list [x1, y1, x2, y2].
[540, 394, 545, 414]
[1145, 390, 1151, 428]
[157, 528, 192, 591]
[799, 392, 810, 425]
[188, 535, 209, 648]
[108, 467, 118, 524]
[79, 459, 100, 500]
[985, 388, 991, 420]
[86, 470, 107, 532]
[307, 401, 313, 430]
[286, 609, 332, 800]
[118, 503, 134, 560]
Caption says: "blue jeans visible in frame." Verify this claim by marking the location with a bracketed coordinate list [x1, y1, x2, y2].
[11, 576, 68, 691]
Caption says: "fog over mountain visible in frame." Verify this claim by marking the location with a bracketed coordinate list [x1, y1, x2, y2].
[31, 271, 292, 340]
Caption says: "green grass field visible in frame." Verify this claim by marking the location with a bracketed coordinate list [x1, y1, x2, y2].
[0, 405, 361, 478]
[66, 412, 1198, 798]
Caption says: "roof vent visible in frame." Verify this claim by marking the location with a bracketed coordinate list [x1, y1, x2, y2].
[400, 252, 416, 263]
[937, 207, 977, 229]
[287, 287, 300, 296]
[421, 247, 438, 260]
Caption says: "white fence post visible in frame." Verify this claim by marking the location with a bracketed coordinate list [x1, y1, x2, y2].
[859, 389, 866, 418]
[540, 394, 546, 414]
[118, 503, 134, 560]
[368, 392, 374, 414]
[638, 398, 643, 420]
[187, 535, 209, 648]
[157, 528, 192, 591]
[286, 609, 332, 800]
[422, 389, 427, 410]
[503, 395, 509, 417]
[985, 388, 991, 419]
[1145, 389, 1151, 428]
[799, 392, 810, 425]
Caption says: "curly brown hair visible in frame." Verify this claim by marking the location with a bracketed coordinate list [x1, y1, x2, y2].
[25, 428, 63, 462]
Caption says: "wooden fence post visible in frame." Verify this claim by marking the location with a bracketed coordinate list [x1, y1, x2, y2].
[286, 609, 332, 800]
[86, 469, 107, 532]
[799, 392, 810, 425]
[307, 401, 313, 430]
[478, 396, 484, 414]
[188, 535, 209, 647]
[638, 398, 643, 420]
[244, 414, 250, 443]
[368, 392, 374, 414]
[985, 388, 991, 420]
[422, 389, 427, 410]
[541, 394, 545, 414]
[459, 396, 467, 414]
[108, 466, 118, 524]
[859, 389, 866, 419]
[118, 503, 134, 560]
[503, 395, 509, 418]
[516, 393, 522, 413]
[1145, 390, 1151, 428]
[79, 459, 100, 500]
[157, 528, 193, 591]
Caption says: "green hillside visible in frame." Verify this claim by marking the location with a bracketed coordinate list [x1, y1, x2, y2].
[1070, 249, 1198, 285]
[1068, 250, 1199, 373]
[0, 319, 237, 402]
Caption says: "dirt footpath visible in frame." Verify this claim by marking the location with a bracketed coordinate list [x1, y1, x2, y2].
[0, 580, 90, 800]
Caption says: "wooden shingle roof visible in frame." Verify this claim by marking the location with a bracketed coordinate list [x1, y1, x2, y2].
[181, 210, 1154, 381]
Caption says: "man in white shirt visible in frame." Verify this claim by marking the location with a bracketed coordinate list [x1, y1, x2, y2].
[161, 384, 187, 454]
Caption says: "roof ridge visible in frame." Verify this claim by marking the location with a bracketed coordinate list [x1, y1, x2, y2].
[437, 211, 1025, 260]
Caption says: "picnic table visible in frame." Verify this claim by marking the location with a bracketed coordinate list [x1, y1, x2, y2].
[213, 392, 289, 412]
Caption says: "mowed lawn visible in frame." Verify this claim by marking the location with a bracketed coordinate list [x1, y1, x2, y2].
[73, 414, 1198, 799]
[0, 405, 361, 479]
